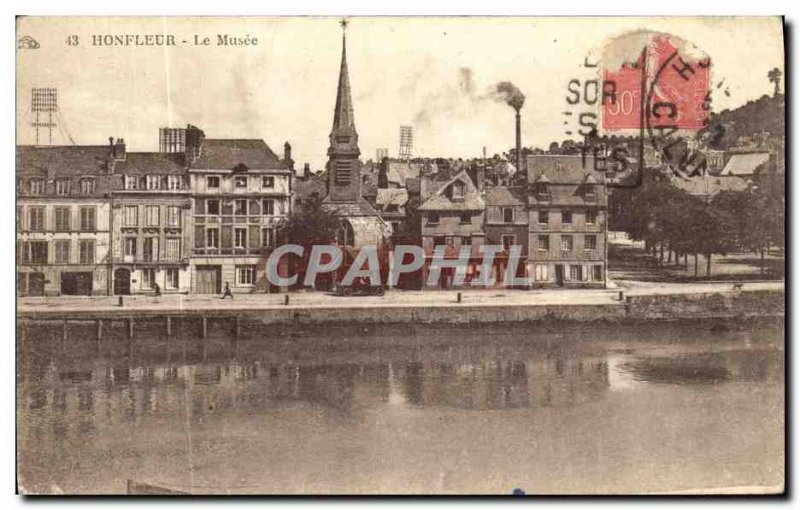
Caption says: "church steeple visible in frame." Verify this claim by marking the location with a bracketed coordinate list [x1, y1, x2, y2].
[327, 18, 361, 202]
[331, 18, 356, 135]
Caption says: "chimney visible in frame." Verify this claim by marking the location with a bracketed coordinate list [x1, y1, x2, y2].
[114, 138, 126, 160]
[303, 162, 311, 179]
[283, 141, 293, 170]
[515, 109, 522, 172]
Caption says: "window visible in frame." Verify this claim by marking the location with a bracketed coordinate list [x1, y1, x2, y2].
[206, 228, 219, 248]
[123, 237, 137, 257]
[29, 179, 45, 195]
[123, 205, 138, 226]
[562, 211, 572, 224]
[433, 236, 446, 247]
[261, 227, 275, 247]
[166, 268, 179, 289]
[561, 235, 573, 252]
[592, 265, 603, 281]
[570, 265, 583, 281]
[234, 227, 247, 248]
[538, 210, 549, 225]
[538, 235, 549, 251]
[143, 237, 159, 262]
[460, 212, 471, 224]
[54, 207, 71, 232]
[79, 240, 95, 264]
[428, 212, 440, 224]
[28, 207, 45, 231]
[451, 181, 466, 200]
[234, 176, 248, 188]
[262, 176, 275, 188]
[167, 175, 182, 190]
[54, 240, 70, 263]
[234, 199, 248, 216]
[535, 183, 550, 196]
[262, 199, 275, 216]
[80, 206, 96, 231]
[55, 179, 71, 195]
[166, 206, 181, 227]
[23, 241, 48, 263]
[165, 238, 181, 261]
[503, 207, 514, 223]
[206, 175, 220, 189]
[80, 179, 95, 195]
[145, 205, 160, 227]
[585, 235, 597, 251]
[141, 268, 155, 289]
[236, 265, 256, 285]
[502, 235, 515, 251]
[586, 210, 597, 225]
[206, 199, 220, 215]
[125, 175, 139, 190]
[534, 264, 548, 282]
[461, 236, 471, 247]
[146, 175, 161, 190]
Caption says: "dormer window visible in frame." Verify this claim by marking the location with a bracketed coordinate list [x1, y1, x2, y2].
[80, 178, 96, 195]
[428, 212, 440, 224]
[206, 175, 220, 189]
[146, 175, 161, 190]
[125, 175, 139, 190]
[29, 179, 45, 195]
[502, 207, 514, 223]
[451, 181, 466, 200]
[234, 176, 248, 188]
[262, 176, 275, 188]
[167, 175, 182, 190]
[55, 179, 71, 195]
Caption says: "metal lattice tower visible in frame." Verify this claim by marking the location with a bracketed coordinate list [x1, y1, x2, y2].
[398, 125, 413, 161]
[31, 88, 57, 145]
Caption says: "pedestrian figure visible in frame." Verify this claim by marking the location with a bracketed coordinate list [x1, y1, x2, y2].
[221, 282, 234, 299]
[153, 282, 161, 297]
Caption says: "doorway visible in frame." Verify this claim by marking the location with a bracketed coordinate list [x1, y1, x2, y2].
[195, 265, 221, 294]
[114, 268, 131, 295]
[61, 272, 93, 295]
[555, 264, 565, 287]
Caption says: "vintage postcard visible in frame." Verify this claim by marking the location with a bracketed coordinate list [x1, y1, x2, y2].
[15, 16, 785, 495]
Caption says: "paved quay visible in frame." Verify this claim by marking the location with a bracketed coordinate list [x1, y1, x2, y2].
[18, 280, 785, 315]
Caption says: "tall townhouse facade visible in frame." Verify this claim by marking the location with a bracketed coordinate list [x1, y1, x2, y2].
[526, 155, 608, 288]
[17, 145, 114, 296]
[484, 186, 529, 286]
[418, 169, 486, 288]
[189, 138, 293, 294]
[110, 142, 194, 295]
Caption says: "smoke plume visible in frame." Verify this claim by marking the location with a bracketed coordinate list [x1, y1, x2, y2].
[493, 81, 525, 111]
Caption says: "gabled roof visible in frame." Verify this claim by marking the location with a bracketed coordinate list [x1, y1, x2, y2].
[671, 175, 749, 196]
[386, 161, 421, 187]
[322, 197, 382, 217]
[526, 155, 606, 184]
[114, 152, 186, 175]
[485, 186, 526, 206]
[190, 139, 284, 170]
[376, 188, 409, 207]
[17, 145, 112, 177]
[418, 170, 485, 211]
[719, 152, 770, 176]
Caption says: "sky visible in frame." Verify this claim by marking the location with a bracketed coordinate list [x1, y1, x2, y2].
[16, 16, 784, 171]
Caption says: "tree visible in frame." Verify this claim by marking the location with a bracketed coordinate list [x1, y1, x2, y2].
[768, 67, 782, 97]
[281, 196, 341, 246]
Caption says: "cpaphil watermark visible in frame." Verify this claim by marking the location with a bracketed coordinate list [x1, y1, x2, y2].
[264, 244, 532, 289]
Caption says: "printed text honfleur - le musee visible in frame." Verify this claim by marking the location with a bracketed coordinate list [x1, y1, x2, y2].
[90, 34, 259, 46]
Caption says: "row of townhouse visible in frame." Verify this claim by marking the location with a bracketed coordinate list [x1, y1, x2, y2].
[17, 126, 294, 296]
[417, 154, 608, 288]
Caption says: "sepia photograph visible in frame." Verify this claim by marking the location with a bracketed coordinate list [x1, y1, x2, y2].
[14, 15, 785, 496]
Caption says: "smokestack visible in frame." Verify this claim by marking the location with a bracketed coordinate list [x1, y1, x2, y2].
[515, 109, 522, 172]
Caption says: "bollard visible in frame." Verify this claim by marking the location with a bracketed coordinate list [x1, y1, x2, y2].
[618, 291, 624, 301]
[284, 295, 290, 306]
[118, 296, 123, 307]
[457, 292, 462, 303]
